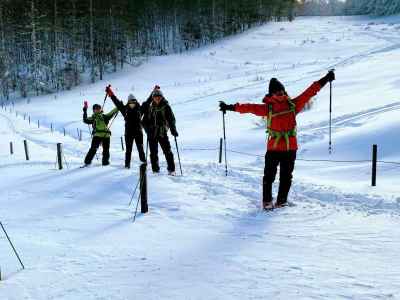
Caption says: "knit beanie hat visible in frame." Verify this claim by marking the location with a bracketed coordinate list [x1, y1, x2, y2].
[269, 78, 286, 95]
[127, 94, 137, 104]
[152, 89, 163, 98]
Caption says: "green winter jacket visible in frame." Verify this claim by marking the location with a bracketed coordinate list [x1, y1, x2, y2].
[83, 108, 118, 138]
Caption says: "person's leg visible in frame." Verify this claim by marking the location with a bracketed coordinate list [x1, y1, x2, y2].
[84, 136, 102, 165]
[149, 137, 160, 173]
[125, 134, 134, 168]
[263, 151, 279, 207]
[276, 151, 297, 206]
[135, 131, 146, 163]
[102, 137, 111, 166]
[159, 135, 175, 173]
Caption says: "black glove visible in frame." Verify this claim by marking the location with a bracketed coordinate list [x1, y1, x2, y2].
[318, 70, 335, 88]
[219, 101, 235, 113]
[170, 127, 179, 137]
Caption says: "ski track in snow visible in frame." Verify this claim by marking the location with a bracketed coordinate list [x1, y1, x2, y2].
[1, 16, 400, 299]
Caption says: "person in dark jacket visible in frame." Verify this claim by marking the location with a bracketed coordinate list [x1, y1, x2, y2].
[141, 87, 178, 175]
[220, 71, 335, 209]
[83, 101, 118, 166]
[106, 86, 146, 168]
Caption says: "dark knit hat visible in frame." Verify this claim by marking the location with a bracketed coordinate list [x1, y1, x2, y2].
[93, 104, 101, 110]
[269, 78, 286, 95]
[127, 94, 137, 104]
[152, 89, 163, 98]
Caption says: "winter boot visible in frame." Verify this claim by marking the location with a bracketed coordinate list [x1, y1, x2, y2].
[276, 179, 292, 207]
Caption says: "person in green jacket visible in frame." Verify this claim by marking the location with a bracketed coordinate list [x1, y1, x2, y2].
[83, 101, 118, 166]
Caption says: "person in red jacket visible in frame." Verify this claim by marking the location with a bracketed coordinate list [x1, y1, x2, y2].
[219, 71, 335, 210]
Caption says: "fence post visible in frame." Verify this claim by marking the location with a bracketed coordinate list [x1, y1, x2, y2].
[10, 142, 13, 155]
[372, 144, 377, 187]
[37, 120, 40, 128]
[219, 138, 223, 164]
[79, 130, 82, 141]
[28, 116, 31, 124]
[51, 123, 53, 133]
[140, 163, 148, 214]
[24, 140, 30, 161]
[57, 143, 63, 170]
[121, 136, 125, 151]
[63, 128, 66, 136]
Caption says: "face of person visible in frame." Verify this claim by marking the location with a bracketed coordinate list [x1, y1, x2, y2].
[128, 103, 136, 109]
[153, 96, 162, 105]
[273, 90, 285, 97]
[93, 107, 101, 114]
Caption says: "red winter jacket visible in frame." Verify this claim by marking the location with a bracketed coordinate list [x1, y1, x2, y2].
[234, 81, 322, 151]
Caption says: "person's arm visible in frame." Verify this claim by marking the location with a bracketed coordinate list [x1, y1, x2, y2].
[293, 82, 322, 114]
[294, 70, 335, 113]
[166, 104, 178, 137]
[83, 102, 93, 124]
[104, 107, 119, 122]
[110, 95, 126, 115]
[234, 103, 268, 117]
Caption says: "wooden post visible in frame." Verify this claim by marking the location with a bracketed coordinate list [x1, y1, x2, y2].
[79, 130, 82, 141]
[37, 120, 40, 128]
[140, 163, 148, 214]
[51, 123, 53, 133]
[63, 128, 66, 136]
[372, 144, 377, 187]
[121, 136, 125, 151]
[24, 140, 30, 161]
[10, 142, 13, 155]
[28, 116, 31, 124]
[219, 137, 223, 164]
[57, 143, 63, 170]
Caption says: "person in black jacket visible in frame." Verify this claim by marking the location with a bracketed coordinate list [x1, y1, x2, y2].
[141, 87, 178, 175]
[106, 86, 146, 168]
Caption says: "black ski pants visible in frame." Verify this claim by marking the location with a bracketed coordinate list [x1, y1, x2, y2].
[263, 150, 297, 205]
[125, 131, 146, 168]
[84, 136, 111, 166]
[149, 135, 175, 173]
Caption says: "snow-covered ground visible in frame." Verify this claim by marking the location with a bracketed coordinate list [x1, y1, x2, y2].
[1, 16, 400, 299]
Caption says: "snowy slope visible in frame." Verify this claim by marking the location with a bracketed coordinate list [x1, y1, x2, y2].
[1, 16, 400, 299]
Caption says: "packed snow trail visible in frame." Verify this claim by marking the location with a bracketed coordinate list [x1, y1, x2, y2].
[1, 16, 400, 299]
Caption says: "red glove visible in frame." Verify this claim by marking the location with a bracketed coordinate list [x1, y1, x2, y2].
[105, 85, 114, 97]
[83, 100, 88, 112]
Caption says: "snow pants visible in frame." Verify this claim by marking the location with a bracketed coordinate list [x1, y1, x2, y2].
[125, 131, 146, 168]
[84, 136, 111, 166]
[263, 150, 297, 205]
[148, 135, 175, 173]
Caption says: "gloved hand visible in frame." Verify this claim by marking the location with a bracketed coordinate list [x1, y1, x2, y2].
[219, 101, 235, 113]
[319, 70, 335, 87]
[170, 127, 179, 137]
[83, 101, 88, 112]
[105, 85, 114, 97]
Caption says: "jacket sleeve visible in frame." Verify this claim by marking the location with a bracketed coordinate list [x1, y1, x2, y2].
[110, 95, 126, 115]
[166, 104, 177, 130]
[293, 81, 322, 114]
[83, 111, 93, 124]
[234, 103, 268, 117]
[104, 107, 119, 122]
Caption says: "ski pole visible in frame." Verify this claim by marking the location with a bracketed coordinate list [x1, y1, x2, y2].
[101, 85, 111, 111]
[128, 178, 141, 206]
[222, 111, 228, 176]
[0, 222, 25, 269]
[174, 136, 183, 176]
[329, 69, 334, 154]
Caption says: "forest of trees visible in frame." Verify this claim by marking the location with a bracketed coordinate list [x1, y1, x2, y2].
[0, 0, 296, 101]
[296, 0, 345, 16]
[344, 0, 400, 15]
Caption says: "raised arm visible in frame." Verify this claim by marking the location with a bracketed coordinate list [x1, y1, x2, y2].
[220, 101, 267, 117]
[83, 101, 93, 124]
[294, 70, 335, 114]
